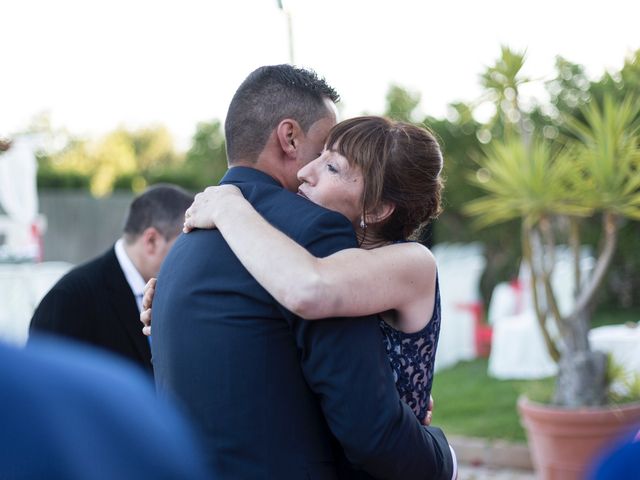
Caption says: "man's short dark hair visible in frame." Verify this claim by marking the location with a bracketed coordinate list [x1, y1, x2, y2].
[225, 65, 340, 164]
[123, 184, 193, 243]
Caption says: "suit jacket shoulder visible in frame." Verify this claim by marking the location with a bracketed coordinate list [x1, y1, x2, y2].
[30, 250, 112, 333]
[224, 167, 359, 254]
[30, 247, 152, 374]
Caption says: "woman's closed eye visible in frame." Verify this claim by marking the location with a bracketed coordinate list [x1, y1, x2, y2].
[327, 163, 338, 173]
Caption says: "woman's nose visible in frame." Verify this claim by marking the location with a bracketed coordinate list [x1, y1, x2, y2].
[297, 162, 313, 184]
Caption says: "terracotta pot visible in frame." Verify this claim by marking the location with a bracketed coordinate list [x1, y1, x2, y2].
[518, 396, 640, 480]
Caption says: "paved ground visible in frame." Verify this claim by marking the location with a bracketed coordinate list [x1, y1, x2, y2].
[451, 435, 537, 479]
[458, 463, 536, 479]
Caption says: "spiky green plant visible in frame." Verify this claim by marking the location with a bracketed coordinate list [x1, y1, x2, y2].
[465, 94, 640, 407]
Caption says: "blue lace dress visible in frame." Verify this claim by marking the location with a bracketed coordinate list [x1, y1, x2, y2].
[379, 276, 441, 422]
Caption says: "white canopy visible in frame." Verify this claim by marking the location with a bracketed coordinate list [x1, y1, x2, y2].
[0, 135, 39, 224]
[0, 135, 43, 260]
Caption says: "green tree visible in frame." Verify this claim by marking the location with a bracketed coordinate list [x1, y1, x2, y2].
[130, 125, 180, 172]
[37, 123, 186, 195]
[544, 57, 592, 121]
[50, 130, 137, 196]
[432, 49, 535, 296]
[591, 49, 640, 106]
[384, 84, 421, 122]
[183, 119, 228, 189]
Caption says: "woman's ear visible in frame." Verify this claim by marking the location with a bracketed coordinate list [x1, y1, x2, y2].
[365, 202, 395, 225]
[275, 119, 302, 158]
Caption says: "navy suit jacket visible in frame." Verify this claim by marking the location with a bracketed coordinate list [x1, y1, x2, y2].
[29, 247, 152, 376]
[152, 167, 453, 479]
[0, 337, 210, 479]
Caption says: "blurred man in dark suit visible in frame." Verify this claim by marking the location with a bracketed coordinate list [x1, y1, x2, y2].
[30, 184, 192, 375]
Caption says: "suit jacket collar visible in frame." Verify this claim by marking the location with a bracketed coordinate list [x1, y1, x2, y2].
[103, 247, 152, 372]
[221, 166, 283, 187]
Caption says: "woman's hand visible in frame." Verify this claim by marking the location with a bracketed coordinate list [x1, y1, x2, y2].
[183, 184, 244, 233]
[140, 278, 156, 336]
[422, 395, 434, 426]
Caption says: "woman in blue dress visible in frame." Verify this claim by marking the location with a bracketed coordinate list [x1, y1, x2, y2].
[145, 116, 444, 424]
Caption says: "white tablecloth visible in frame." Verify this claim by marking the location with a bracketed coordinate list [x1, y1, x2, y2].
[590, 323, 640, 397]
[488, 309, 558, 379]
[0, 262, 73, 346]
[432, 243, 485, 371]
[487, 248, 595, 380]
[590, 324, 640, 373]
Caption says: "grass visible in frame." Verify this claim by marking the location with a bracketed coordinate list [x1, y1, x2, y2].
[592, 306, 640, 328]
[431, 359, 554, 443]
[430, 307, 640, 443]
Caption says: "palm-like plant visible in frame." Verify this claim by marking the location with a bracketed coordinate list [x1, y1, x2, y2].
[465, 94, 640, 407]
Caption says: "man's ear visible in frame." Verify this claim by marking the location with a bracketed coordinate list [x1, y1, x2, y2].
[141, 227, 161, 254]
[275, 119, 302, 158]
[365, 202, 395, 226]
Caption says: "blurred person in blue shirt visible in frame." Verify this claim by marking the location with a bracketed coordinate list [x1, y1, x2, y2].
[588, 427, 640, 480]
[0, 336, 210, 480]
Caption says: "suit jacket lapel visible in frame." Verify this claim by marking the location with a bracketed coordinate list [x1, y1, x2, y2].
[103, 248, 152, 372]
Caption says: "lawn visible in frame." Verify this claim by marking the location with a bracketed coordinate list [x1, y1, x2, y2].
[430, 307, 640, 443]
[431, 358, 553, 443]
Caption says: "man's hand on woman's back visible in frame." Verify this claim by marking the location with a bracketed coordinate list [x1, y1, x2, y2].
[140, 278, 156, 336]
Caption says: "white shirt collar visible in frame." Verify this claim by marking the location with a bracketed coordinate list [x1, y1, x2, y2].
[114, 238, 146, 310]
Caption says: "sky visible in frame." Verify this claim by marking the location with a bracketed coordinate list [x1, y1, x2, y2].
[2, 0, 639, 150]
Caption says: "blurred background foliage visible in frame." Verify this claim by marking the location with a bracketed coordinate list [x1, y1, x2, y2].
[28, 47, 640, 310]
[36, 120, 228, 195]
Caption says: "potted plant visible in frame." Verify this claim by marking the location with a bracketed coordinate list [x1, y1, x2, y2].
[464, 94, 640, 479]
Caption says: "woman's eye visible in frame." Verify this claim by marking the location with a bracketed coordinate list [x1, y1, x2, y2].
[327, 163, 338, 173]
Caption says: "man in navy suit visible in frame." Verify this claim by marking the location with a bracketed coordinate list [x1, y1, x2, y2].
[152, 65, 455, 479]
[30, 184, 192, 375]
